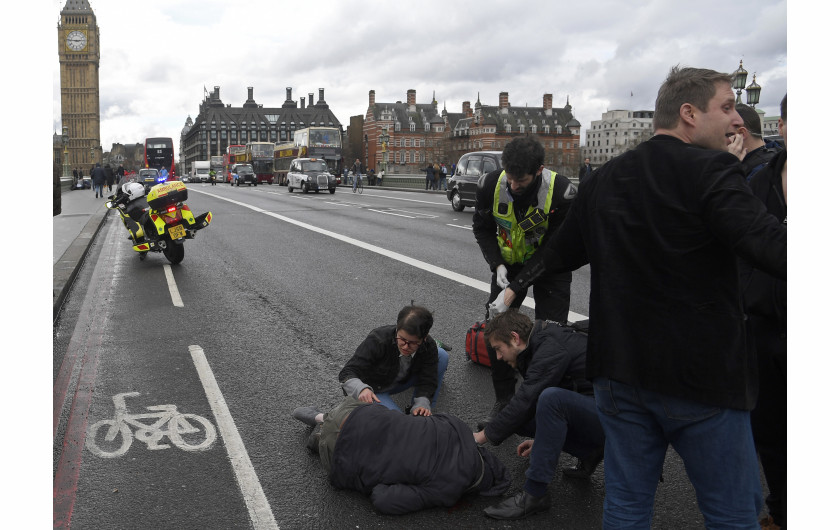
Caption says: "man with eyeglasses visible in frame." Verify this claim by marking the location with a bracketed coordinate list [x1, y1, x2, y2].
[293, 304, 449, 429]
[729, 103, 782, 182]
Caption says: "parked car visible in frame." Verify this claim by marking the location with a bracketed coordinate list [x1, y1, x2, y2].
[139, 168, 161, 192]
[231, 164, 257, 186]
[446, 151, 503, 211]
[287, 158, 336, 194]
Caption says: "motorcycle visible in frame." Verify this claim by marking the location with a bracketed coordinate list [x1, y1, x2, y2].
[106, 181, 212, 264]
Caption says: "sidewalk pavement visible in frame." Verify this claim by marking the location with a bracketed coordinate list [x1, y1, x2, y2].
[53, 182, 112, 320]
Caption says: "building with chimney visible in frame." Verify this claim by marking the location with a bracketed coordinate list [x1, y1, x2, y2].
[363, 89, 448, 174]
[181, 86, 343, 172]
[450, 93, 581, 177]
[363, 90, 582, 176]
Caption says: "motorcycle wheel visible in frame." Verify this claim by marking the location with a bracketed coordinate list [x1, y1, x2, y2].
[163, 242, 185, 265]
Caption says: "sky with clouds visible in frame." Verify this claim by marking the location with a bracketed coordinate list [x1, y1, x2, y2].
[48, 0, 787, 153]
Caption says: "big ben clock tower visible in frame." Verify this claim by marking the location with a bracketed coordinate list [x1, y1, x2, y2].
[58, 0, 101, 168]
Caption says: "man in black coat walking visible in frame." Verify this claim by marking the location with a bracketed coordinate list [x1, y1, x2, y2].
[91, 163, 107, 198]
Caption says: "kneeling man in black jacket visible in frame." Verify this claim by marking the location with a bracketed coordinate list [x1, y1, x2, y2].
[474, 310, 604, 520]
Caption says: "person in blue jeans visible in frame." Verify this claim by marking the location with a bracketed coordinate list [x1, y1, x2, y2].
[342, 305, 449, 412]
[293, 305, 448, 429]
[473, 310, 603, 520]
[484, 387, 604, 521]
[495, 67, 785, 528]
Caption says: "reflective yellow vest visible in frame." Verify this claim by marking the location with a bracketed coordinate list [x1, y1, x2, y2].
[492, 168, 556, 264]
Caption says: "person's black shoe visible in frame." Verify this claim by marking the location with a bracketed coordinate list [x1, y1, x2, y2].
[477, 398, 510, 431]
[484, 491, 551, 520]
[306, 424, 322, 454]
[292, 406, 321, 427]
[562, 447, 604, 479]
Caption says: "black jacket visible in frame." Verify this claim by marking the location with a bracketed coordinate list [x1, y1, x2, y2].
[91, 166, 107, 185]
[740, 150, 786, 328]
[329, 404, 509, 514]
[473, 168, 576, 272]
[741, 141, 782, 182]
[339, 325, 439, 402]
[509, 135, 786, 410]
[484, 321, 589, 444]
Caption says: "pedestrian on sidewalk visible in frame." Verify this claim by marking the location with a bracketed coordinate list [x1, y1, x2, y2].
[105, 164, 115, 193]
[91, 163, 106, 198]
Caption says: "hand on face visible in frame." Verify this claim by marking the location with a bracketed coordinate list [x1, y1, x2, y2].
[726, 131, 747, 161]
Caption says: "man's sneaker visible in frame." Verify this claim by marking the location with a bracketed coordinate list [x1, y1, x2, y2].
[306, 424, 322, 454]
[562, 447, 604, 479]
[292, 406, 321, 427]
[477, 398, 510, 431]
[435, 339, 452, 352]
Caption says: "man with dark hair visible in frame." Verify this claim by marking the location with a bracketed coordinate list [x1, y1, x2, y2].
[496, 66, 786, 527]
[742, 94, 787, 530]
[730, 103, 782, 181]
[296, 397, 511, 515]
[472, 310, 602, 520]
[472, 135, 577, 427]
[293, 305, 449, 426]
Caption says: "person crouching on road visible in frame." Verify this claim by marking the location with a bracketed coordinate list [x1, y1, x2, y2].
[293, 397, 510, 514]
[342, 304, 448, 415]
[293, 304, 448, 423]
[473, 309, 604, 520]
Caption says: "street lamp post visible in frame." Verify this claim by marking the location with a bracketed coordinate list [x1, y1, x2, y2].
[378, 127, 390, 178]
[733, 60, 748, 105]
[733, 60, 761, 108]
[745, 74, 761, 108]
[61, 126, 71, 178]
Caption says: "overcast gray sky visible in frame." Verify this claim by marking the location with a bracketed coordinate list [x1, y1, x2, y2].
[48, 0, 787, 151]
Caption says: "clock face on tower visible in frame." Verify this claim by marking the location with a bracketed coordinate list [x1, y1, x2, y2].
[66, 30, 87, 51]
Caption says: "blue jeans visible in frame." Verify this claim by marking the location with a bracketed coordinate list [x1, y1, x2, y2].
[94, 183, 103, 196]
[377, 348, 449, 411]
[593, 377, 763, 529]
[526, 387, 605, 485]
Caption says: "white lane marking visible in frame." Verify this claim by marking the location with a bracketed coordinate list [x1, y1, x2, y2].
[387, 208, 437, 218]
[335, 189, 445, 206]
[191, 189, 587, 322]
[189, 345, 279, 530]
[369, 209, 414, 218]
[447, 224, 472, 230]
[163, 264, 184, 307]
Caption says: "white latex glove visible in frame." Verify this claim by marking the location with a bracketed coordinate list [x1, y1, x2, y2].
[495, 264, 510, 289]
[488, 289, 509, 318]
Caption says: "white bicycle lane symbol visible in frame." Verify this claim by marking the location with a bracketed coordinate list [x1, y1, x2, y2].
[86, 392, 217, 458]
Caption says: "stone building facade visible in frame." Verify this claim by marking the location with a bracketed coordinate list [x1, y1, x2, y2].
[362, 90, 581, 177]
[57, 0, 101, 167]
[581, 109, 655, 167]
[180, 86, 344, 172]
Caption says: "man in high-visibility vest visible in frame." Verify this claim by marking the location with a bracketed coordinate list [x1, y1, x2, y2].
[472, 136, 578, 427]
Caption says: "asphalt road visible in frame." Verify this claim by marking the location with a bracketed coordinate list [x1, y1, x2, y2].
[53, 182, 731, 529]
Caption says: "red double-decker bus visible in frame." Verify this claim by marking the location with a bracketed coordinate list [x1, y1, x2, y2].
[246, 142, 275, 184]
[225, 145, 245, 182]
[144, 137, 176, 181]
